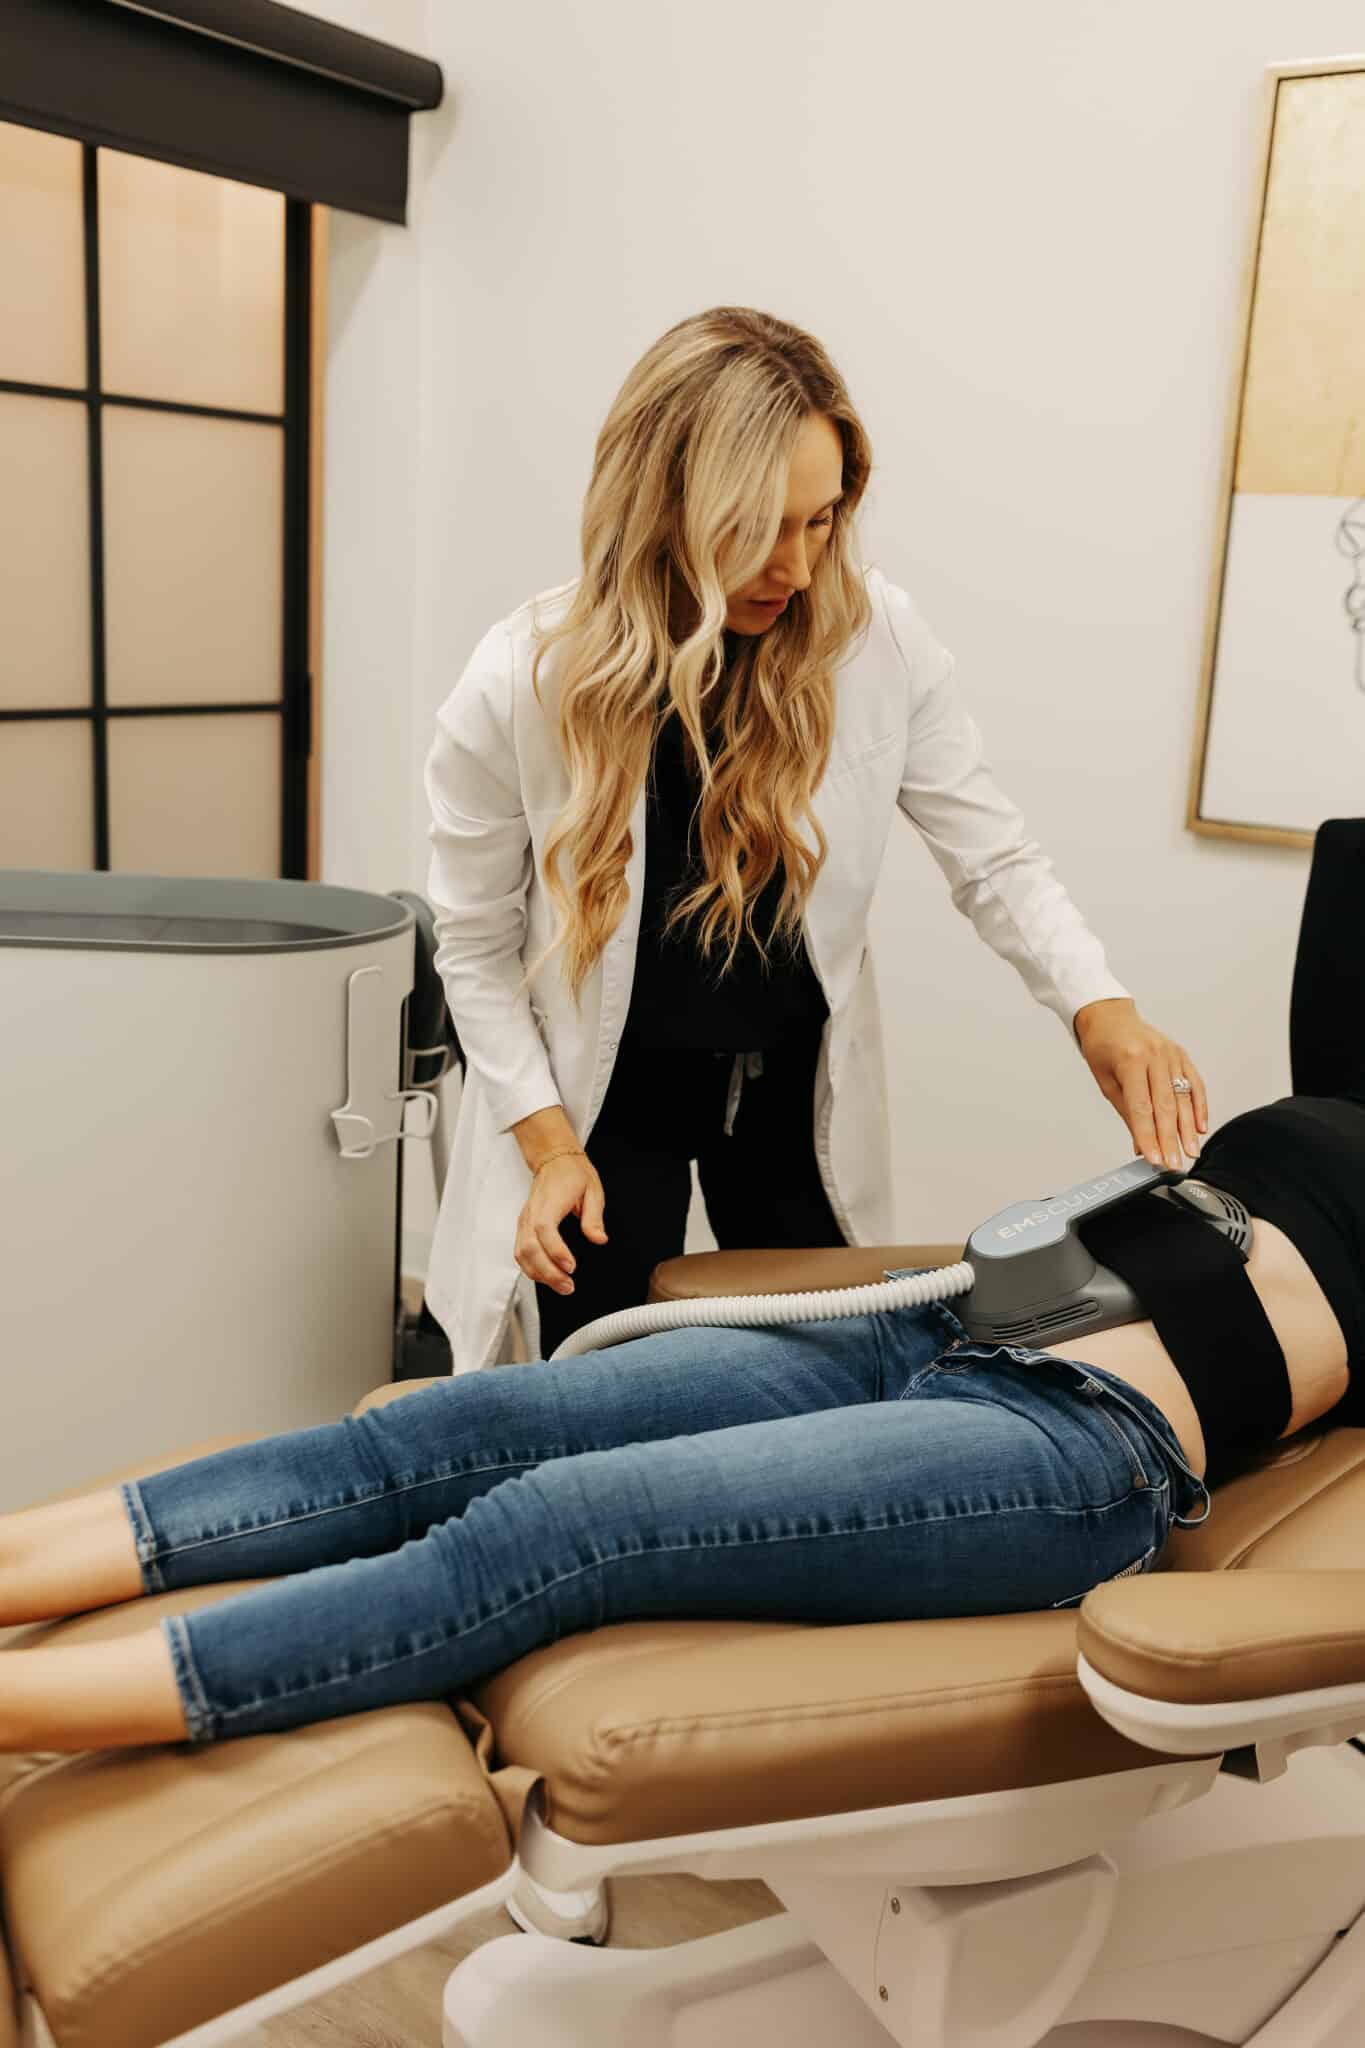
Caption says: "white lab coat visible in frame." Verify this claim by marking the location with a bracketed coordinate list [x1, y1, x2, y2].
[423, 566, 1128, 1370]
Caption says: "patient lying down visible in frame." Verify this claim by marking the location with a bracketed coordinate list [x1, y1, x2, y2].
[0, 1091, 1358, 1754]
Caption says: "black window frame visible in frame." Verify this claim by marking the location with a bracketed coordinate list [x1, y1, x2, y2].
[0, 138, 313, 878]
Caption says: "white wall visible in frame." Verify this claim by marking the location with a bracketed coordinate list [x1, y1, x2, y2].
[302, 0, 1358, 1266]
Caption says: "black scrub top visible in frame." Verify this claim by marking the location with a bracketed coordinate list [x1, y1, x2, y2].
[622, 670, 828, 1053]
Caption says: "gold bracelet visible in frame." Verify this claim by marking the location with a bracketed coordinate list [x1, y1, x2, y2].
[531, 1145, 587, 1174]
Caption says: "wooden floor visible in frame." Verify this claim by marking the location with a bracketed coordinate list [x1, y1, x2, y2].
[258, 1875, 781, 2046]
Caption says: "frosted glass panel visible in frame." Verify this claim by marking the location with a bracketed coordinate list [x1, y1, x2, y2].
[0, 395, 92, 710]
[108, 715, 281, 876]
[103, 408, 283, 707]
[99, 150, 285, 416]
[0, 722, 93, 869]
[0, 123, 86, 389]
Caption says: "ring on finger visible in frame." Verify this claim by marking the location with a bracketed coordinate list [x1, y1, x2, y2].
[1172, 1075, 1192, 1096]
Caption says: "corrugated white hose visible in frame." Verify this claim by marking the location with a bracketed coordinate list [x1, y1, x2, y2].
[548, 1259, 976, 1359]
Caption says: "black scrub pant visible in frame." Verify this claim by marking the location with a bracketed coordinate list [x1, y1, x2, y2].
[534, 1022, 846, 1359]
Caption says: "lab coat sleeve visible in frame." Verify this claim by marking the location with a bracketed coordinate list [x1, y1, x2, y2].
[882, 578, 1131, 1031]
[424, 620, 561, 1132]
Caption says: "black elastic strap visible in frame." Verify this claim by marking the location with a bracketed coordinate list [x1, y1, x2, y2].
[1079, 1192, 1291, 1457]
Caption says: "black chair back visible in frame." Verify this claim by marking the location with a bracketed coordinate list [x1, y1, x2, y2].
[1290, 819, 1365, 1099]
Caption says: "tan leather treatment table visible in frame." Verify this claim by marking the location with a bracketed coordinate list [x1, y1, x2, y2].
[0, 1242, 1363, 2048]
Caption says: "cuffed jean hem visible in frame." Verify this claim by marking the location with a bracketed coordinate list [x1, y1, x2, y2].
[162, 1614, 214, 1744]
[121, 1479, 166, 1594]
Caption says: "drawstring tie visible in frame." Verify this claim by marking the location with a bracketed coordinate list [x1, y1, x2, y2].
[723, 1049, 765, 1137]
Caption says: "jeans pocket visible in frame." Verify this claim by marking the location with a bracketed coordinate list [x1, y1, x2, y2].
[1051, 1542, 1158, 1609]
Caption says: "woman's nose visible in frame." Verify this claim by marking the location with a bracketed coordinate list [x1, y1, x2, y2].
[768, 534, 813, 591]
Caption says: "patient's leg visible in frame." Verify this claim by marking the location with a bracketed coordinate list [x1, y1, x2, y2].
[0, 1629, 189, 1749]
[0, 1314, 894, 1625]
[0, 1352, 1176, 1753]
[0, 1490, 145, 1623]
[109, 1363, 1173, 1748]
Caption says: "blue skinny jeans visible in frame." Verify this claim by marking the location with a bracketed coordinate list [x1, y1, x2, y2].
[120, 1301, 1211, 1745]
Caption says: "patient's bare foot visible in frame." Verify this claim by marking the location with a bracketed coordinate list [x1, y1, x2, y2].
[0, 1490, 145, 1625]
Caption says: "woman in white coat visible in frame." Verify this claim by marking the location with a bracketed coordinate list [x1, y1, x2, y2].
[423, 306, 1207, 1370]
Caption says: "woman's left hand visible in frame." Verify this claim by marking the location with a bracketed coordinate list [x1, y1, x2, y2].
[1073, 997, 1208, 1171]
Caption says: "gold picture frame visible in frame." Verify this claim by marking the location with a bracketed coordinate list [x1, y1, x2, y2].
[1188, 56, 1365, 849]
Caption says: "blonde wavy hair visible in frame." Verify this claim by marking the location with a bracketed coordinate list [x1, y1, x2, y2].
[532, 306, 874, 997]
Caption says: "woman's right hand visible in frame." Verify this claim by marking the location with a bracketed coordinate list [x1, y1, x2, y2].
[514, 1153, 609, 1294]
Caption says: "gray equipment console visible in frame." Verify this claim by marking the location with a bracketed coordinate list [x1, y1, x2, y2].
[958, 1158, 1183, 1347]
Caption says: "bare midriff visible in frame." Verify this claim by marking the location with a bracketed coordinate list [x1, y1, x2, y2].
[1039, 1216, 1350, 1481]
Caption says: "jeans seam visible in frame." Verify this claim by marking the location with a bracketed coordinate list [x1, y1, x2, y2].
[1051, 1540, 1159, 1609]
[901, 1360, 969, 1394]
[1086, 1400, 1151, 1489]
[869, 1312, 898, 1404]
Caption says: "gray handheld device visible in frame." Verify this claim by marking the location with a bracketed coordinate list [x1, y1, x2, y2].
[957, 1158, 1253, 1347]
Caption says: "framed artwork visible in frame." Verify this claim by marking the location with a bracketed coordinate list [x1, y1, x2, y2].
[1189, 57, 1365, 849]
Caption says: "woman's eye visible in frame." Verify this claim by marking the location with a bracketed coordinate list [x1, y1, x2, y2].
[810, 513, 834, 530]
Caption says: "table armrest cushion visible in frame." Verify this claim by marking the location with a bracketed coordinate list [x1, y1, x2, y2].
[1079, 1570, 1365, 1705]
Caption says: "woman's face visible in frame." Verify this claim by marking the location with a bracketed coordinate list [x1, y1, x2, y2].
[725, 411, 845, 634]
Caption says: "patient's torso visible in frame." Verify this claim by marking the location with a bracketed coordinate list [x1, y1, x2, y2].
[1037, 1094, 1365, 1479]
[1040, 1217, 1350, 1480]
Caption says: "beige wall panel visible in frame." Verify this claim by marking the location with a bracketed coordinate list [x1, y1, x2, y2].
[0, 395, 92, 711]
[98, 150, 285, 417]
[102, 408, 283, 706]
[1236, 72, 1365, 497]
[0, 123, 86, 390]
[0, 722, 93, 870]
[107, 713, 281, 877]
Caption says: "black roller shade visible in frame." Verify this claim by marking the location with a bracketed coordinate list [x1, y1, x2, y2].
[0, 0, 444, 224]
